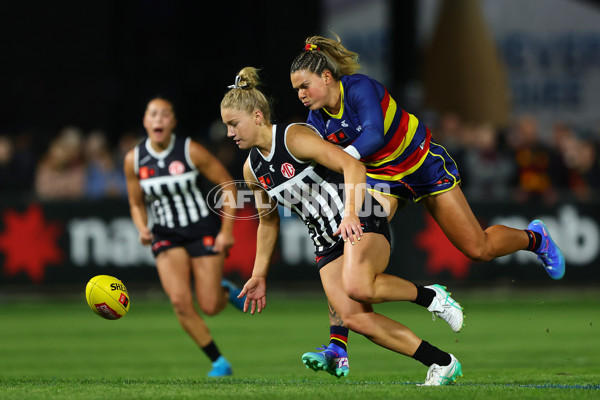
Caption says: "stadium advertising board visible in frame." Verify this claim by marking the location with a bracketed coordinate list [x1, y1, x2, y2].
[0, 199, 598, 285]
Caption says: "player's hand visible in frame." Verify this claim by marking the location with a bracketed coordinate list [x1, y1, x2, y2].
[333, 212, 363, 245]
[239, 276, 267, 315]
[213, 230, 235, 253]
[139, 228, 153, 246]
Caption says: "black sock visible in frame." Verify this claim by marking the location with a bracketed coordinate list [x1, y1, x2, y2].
[412, 284, 436, 308]
[329, 326, 349, 351]
[202, 341, 221, 362]
[412, 340, 451, 367]
[524, 229, 542, 252]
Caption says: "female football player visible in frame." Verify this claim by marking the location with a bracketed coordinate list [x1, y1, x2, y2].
[221, 67, 463, 386]
[290, 35, 566, 376]
[124, 97, 245, 377]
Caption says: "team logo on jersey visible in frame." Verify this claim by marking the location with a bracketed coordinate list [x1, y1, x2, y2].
[281, 163, 295, 179]
[258, 173, 274, 190]
[139, 166, 156, 180]
[326, 129, 349, 144]
[168, 160, 185, 175]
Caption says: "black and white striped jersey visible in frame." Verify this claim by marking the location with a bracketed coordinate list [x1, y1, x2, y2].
[248, 123, 348, 253]
[134, 134, 219, 232]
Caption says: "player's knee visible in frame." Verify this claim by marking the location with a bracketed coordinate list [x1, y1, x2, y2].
[199, 300, 221, 316]
[462, 244, 492, 262]
[341, 316, 360, 333]
[344, 282, 376, 304]
[341, 313, 370, 335]
[459, 230, 498, 262]
[170, 295, 195, 317]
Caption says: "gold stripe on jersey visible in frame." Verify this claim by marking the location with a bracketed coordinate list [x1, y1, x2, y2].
[365, 151, 428, 181]
[383, 94, 396, 134]
[323, 82, 345, 119]
[363, 113, 420, 168]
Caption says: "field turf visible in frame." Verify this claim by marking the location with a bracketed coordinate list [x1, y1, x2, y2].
[1, 285, 599, 399]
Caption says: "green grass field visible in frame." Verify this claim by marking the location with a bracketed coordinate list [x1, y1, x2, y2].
[1, 285, 599, 399]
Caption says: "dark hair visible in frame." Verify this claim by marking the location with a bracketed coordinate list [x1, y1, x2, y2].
[145, 96, 176, 116]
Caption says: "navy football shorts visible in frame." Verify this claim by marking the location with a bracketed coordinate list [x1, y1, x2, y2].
[366, 140, 461, 202]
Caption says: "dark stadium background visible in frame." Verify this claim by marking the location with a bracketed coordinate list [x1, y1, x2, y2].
[0, 1, 417, 149]
[1, 0, 600, 290]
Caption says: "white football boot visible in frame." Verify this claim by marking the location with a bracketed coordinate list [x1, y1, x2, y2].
[418, 354, 463, 386]
[425, 284, 464, 333]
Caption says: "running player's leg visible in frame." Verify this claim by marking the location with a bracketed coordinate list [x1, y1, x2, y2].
[422, 186, 529, 260]
[322, 256, 420, 354]
[313, 225, 462, 372]
[190, 254, 235, 377]
[157, 248, 213, 345]
[422, 186, 565, 278]
[188, 235, 246, 312]
[191, 253, 228, 316]
[327, 302, 348, 354]
[339, 232, 462, 346]
[321, 254, 461, 385]
[341, 232, 417, 304]
[157, 248, 231, 376]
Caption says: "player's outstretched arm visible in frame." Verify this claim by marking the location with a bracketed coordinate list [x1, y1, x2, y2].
[239, 159, 280, 314]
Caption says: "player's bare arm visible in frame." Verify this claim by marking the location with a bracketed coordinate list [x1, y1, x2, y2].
[238, 159, 280, 314]
[285, 124, 365, 243]
[189, 140, 236, 252]
[124, 150, 153, 245]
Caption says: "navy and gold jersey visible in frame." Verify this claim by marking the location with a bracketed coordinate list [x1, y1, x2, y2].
[307, 74, 460, 201]
[307, 74, 430, 178]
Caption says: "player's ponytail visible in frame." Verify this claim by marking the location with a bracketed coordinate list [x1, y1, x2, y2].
[290, 34, 361, 79]
[221, 67, 273, 122]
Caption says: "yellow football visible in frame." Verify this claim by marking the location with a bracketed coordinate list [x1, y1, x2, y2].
[85, 275, 130, 320]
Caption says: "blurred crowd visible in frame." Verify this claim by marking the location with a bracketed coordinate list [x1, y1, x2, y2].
[1, 113, 599, 204]
[431, 113, 600, 204]
[0, 126, 137, 201]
